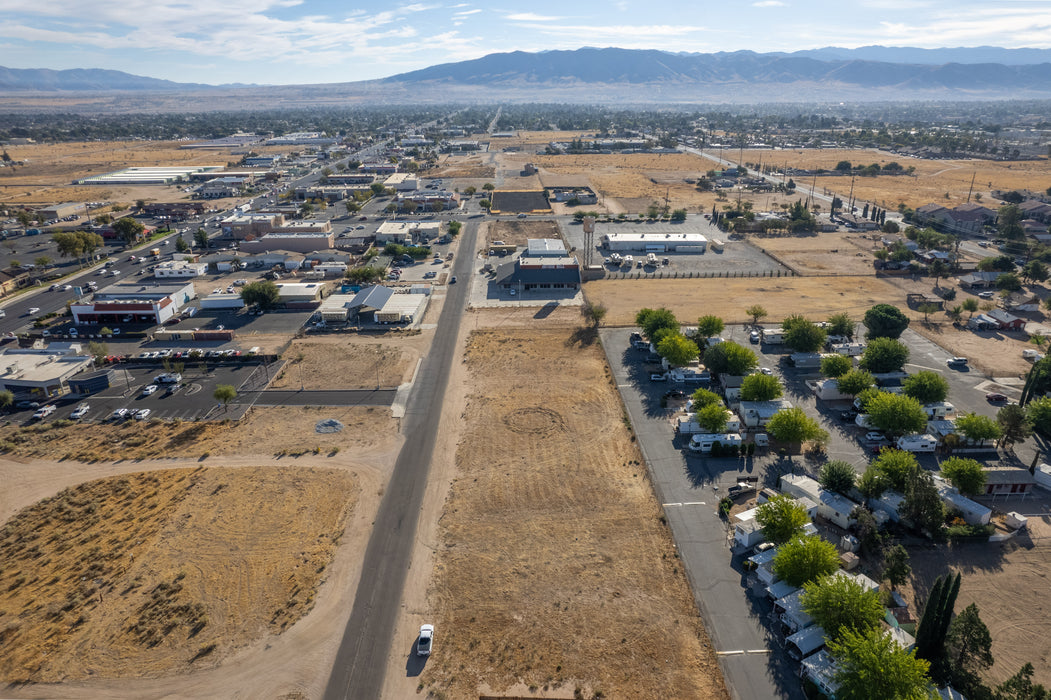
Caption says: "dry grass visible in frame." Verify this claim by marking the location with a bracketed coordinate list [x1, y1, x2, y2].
[751, 231, 878, 276]
[270, 338, 416, 391]
[422, 326, 728, 700]
[0, 465, 357, 682]
[733, 147, 1051, 210]
[431, 153, 495, 179]
[586, 275, 910, 325]
[0, 405, 396, 462]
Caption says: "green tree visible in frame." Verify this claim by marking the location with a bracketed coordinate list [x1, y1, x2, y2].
[828, 627, 936, 700]
[858, 464, 890, 500]
[482, 182, 495, 192]
[860, 337, 910, 373]
[240, 280, 281, 310]
[86, 340, 109, 360]
[174, 234, 189, 252]
[580, 300, 607, 327]
[940, 457, 987, 497]
[864, 303, 911, 339]
[657, 333, 699, 367]
[112, 216, 146, 244]
[194, 228, 209, 249]
[903, 468, 945, 537]
[961, 297, 979, 318]
[902, 370, 950, 404]
[998, 203, 1025, 242]
[704, 341, 758, 376]
[915, 573, 962, 672]
[873, 448, 920, 492]
[801, 574, 885, 643]
[945, 603, 994, 684]
[766, 407, 827, 446]
[755, 494, 809, 545]
[837, 369, 876, 396]
[695, 314, 725, 344]
[0, 389, 13, 410]
[782, 314, 827, 352]
[996, 272, 1023, 292]
[772, 535, 840, 587]
[997, 403, 1033, 447]
[821, 354, 853, 378]
[745, 304, 768, 324]
[954, 412, 1001, 446]
[883, 544, 912, 590]
[35, 255, 52, 269]
[214, 384, 237, 409]
[345, 267, 385, 285]
[827, 312, 855, 339]
[1021, 357, 1051, 406]
[867, 392, 927, 437]
[819, 460, 857, 495]
[740, 373, 783, 401]
[635, 307, 679, 340]
[695, 403, 729, 433]
[918, 302, 941, 322]
[691, 387, 723, 409]
[994, 663, 1049, 700]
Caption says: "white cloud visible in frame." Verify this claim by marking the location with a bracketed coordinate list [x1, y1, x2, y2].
[453, 8, 481, 16]
[506, 12, 563, 22]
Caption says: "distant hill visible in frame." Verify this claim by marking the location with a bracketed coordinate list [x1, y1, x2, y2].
[781, 45, 1051, 66]
[0, 66, 224, 92]
[381, 47, 1051, 97]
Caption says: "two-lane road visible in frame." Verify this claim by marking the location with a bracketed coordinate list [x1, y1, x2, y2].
[323, 221, 478, 699]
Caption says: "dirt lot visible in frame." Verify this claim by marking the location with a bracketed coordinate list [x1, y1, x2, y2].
[0, 465, 357, 683]
[906, 516, 1051, 688]
[752, 231, 878, 276]
[733, 148, 1051, 210]
[586, 275, 910, 325]
[0, 405, 396, 462]
[486, 219, 563, 248]
[0, 141, 235, 207]
[431, 153, 495, 179]
[270, 337, 417, 391]
[418, 324, 728, 699]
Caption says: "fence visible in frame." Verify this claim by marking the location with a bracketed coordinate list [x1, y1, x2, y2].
[601, 269, 797, 280]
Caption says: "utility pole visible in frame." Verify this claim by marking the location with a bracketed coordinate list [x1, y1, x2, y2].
[966, 172, 976, 203]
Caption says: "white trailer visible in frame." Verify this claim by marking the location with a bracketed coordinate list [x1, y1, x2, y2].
[688, 433, 744, 452]
[786, 625, 827, 661]
[896, 434, 938, 453]
[761, 329, 785, 345]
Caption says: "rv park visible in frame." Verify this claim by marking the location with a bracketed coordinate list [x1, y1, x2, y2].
[1, 117, 1051, 699]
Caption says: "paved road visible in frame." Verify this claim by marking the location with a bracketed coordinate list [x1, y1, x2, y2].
[600, 327, 805, 700]
[322, 221, 478, 699]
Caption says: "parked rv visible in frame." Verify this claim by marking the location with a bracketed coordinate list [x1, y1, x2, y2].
[896, 434, 938, 453]
[688, 433, 744, 453]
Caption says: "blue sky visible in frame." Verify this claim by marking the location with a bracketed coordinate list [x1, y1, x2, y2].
[2, 0, 1050, 85]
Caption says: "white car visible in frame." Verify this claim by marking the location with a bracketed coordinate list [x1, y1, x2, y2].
[27, 307, 40, 316]
[135, 408, 151, 420]
[417, 624, 434, 657]
[142, 384, 159, 396]
[864, 431, 887, 443]
[112, 407, 129, 420]
[70, 404, 90, 419]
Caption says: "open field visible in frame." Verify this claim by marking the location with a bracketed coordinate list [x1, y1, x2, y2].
[0, 139, 269, 207]
[431, 153, 495, 179]
[0, 465, 357, 683]
[732, 148, 1051, 210]
[0, 405, 396, 462]
[586, 275, 910, 325]
[270, 338, 417, 391]
[907, 521, 1051, 688]
[753, 231, 878, 276]
[420, 325, 728, 699]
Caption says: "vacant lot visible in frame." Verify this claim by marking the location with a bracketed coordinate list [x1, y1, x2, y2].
[430, 153, 495, 179]
[586, 275, 909, 325]
[0, 465, 357, 682]
[753, 231, 877, 276]
[0, 405, 396, 462]
[907, 524, 1051, 688]
[271, 338, 417, 391]
[486, 219, 563, 248]
[733, 148, 1051, 210]
[420, 326, 728, 699]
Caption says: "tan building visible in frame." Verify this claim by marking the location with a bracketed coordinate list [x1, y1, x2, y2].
[239, 230, 336, 254]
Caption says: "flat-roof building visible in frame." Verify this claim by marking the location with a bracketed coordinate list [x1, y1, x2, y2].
[0, 347, 94, 397]
[71, 280, 196, 325]
[74, 166, 223, 185]
[601, 232, 708, 253]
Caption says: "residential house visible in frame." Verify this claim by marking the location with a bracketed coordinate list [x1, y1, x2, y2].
[982, 467, 1037, 497]
[738, 399, 793, 428]
[987, 308, 1026, 331]
[933, 475, 991, 525]
[1001, 291, 1041, 313]
[958, 271, 1002, 288]
[1020, 200, 1051, 223]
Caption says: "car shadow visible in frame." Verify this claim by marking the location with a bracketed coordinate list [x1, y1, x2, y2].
[404, 639, 427, 677]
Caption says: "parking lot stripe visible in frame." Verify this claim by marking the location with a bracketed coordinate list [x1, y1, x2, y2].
[683, 501, 706, 506]
[662, 502, 683, 507]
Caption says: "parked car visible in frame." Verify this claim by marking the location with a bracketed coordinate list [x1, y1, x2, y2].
[977, 291, 994, 299]
[864, 431, 887, 443]
[32, 404, 57, 419]
[70, 404, 90, 419]
[840, 409, 859, 422]
[985, 393, 1009, 403]
[749, 330, 760, 343]
[663, 389, 687, 399]
[946, 357, 968, 367]
[142, 384, 159, 396]
[417, 624, 434, 657]
[135, 408, 151, 420]
[650, 373, 667, 382]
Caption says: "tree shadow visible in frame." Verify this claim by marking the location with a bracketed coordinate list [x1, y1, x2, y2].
[565, 325, 597, 347]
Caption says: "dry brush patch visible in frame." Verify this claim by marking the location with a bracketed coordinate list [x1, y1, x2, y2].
[585, 275, 909, 326]
[0, 406, 395, 462]
[0, 466, 358, 682]
[270, 339, 415, 391]
[422, 328, 728, 700]
[486, 219, 563, 248]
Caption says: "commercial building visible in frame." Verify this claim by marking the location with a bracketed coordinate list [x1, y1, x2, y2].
[321, 285, 429, 324]
[395, 190, 460, 211]
[600, 232, 708, 253]
[244, 155, 282, 167]
[0, 347, 94, 397]
[222, 213, 331, 240]
[197, 176, 251, 199]
[359, 162, 399, 175]
[493, 239, 581, 293]
[142, 202, 206, 220]
[38, 202, 85, 219]
[384, 173, 419, 191]
[375, 221, 441, 245]
[266, 132, 337, 146]
[274, 282, 324, 304]
[239, 230, 335, 254]
[154, 260, 208, 278]
[70, 280, 196, 325]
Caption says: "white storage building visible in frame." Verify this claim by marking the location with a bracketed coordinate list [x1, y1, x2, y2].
[600, 232, 708, 253]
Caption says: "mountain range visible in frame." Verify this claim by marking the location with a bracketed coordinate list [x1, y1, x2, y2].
[3, 46, 1051, 103]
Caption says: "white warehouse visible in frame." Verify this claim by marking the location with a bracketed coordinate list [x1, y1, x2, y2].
[600, 232, 708, 253]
